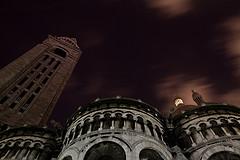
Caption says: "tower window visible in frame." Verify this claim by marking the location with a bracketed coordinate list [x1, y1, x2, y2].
[35, 87, 41, 93]
[9, 102, 17, 109]
[18, 77, 28, 85]
[42, 55, 49, 61]
[26, 82, 34, 89]
[0, 96, 9, 104]
[48, 71, 53, 76]
[42, 77, 48, 84]
[53, 61, 61, 70]
[34, 63, 41, 69]
[48, 58, 55, 65]
[53, 48, 67, 58]
[18, 91, 27, 100]
[11, 87, 18, 92]
[41, 67, 47, 73]
[35, 74, 41, 80]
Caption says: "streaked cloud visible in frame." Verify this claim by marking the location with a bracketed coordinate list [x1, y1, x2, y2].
[146, 0, 192, 17]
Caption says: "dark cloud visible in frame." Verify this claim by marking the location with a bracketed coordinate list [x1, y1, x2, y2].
[1, 0, 240, 124]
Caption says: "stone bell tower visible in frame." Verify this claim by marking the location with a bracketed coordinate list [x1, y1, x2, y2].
[0, 35, 81, 126]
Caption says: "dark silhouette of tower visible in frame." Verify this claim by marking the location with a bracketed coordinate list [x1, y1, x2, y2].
[0, 35, 81, 126]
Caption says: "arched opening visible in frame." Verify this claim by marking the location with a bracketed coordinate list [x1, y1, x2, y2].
[139, 149, 164, 160]
[155, 126, 162, 140]
[84, 142, 126, 160]
[199, 123, 208, 138]
[52, 48, 67, 58]
[62, 156, 73, 160]
[220, 119, 237, 135]
[126, 114, 134, 130]
[137, 117, 145, 132]
[82, 119, 90, 135]
[103, 113, 111, 129]
[208, 151, 240, 160]
[92, 116, 101, 131]
[210, 120, 225, 137]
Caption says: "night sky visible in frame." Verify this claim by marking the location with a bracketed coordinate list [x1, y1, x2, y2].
[1, 0, 240, 124]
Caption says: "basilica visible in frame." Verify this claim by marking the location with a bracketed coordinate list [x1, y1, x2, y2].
[0, 36, 240, 160]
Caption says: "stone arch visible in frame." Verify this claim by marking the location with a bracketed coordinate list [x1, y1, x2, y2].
[51, 48, 67, 58]
[115, 113, 124, 129]
[83, 141, 126, 160]
[62, 155, 73, 160]
[58, 147, 80, 160]
[209, 120, 225, 137]
[208, 151, 240, 160]
[92, 115, 101, 131]
[200, 144, 240, 160]
[133, 140, 172, 160]
[68, 129, 74, 143]
[155, 125, 162, 140]
[196, 120, 207, 126]
[78, 136, 132, 160]
[146, 120, 154, 136]
[137, 117, 145, 132]
[199, 123, 209, 139]
[139, 148, 164, 160]
[123, 114, 134, 130]
[102, 113, 111, 129]
[81, 119, 91, 135]
[74, 124, 81, 139]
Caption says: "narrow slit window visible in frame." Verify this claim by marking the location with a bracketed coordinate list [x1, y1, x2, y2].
[19, 108, 25, 113]
[34, 63, 41, 69]
[9, 102, 17, 109]
[53, 48, 67, 58]
[35, 87, 41, 93]
[26, 82, 34, 89]
[28, 70, 34, 76]
[18, 77, 28, 85]
[42, 55, 49, 61]
[41, 67, 47, 73]
[17, 91, 27, 101]
[48, 58, 55, 65]
[11, 87, 18, 92]
[0, 96, 9, 104]
[35, 74, 41, 80]
[53, 61, 60, 70]
[25, 94, 35, 105]
[42, 77, 48, 84]
[48, 71, 53, 76]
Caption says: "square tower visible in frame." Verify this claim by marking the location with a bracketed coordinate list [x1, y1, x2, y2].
[0, 35, 81, 126]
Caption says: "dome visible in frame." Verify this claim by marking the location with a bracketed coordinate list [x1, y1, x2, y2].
[67, 97, 163, 126]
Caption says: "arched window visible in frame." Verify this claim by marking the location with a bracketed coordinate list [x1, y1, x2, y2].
[52, 48, 67, 58]
[208, 151, 240, 160]
[103, 113, 111, 129]
[92, 116, 101, 131]
[200, 123, 208, 138]
[81, 119, 90, 135]
[62, 156, 73, 160]
[210, 120, 225, 137]
[84, 142, 126, 160]
[139, 149, 164, 160]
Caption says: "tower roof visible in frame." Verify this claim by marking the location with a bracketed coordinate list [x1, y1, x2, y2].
[56, 36, 80, 49]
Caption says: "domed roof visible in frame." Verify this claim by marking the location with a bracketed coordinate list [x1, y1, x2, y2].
[67, 97, 163, 126]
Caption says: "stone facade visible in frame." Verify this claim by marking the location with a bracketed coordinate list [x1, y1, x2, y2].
[1, 36, 240, 160]
[59, 98, 172, 160]
[0, 127, 59, 160]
